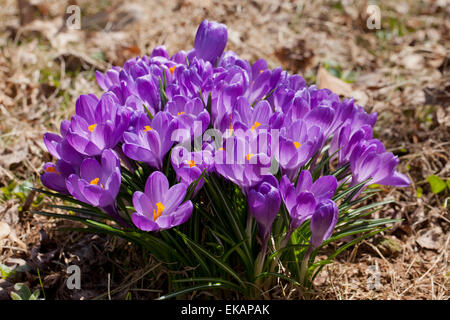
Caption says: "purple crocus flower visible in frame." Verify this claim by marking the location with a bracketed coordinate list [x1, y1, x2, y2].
[43, 120, 84, 166]
[231, 99, 274, 134]
[165, 96, 210, 137]
[280, 171, 337, 231]
[65, 149, 121, 208]
[131, 171, 193, 231]
[171, 145, 213, 194]
[41, 160, 76, 194]
[276, 120, 324, 180]
[349, 139, 410, 189]
[194, 20, 228, 65]
[310, 199, 339, 248]
[66, 93, 130, 156]
[122, 111, 179, 169]
[248, 175, 281, 241]
[136, 75, 161, 115]
[214, 134, 272, 189]
[95, 66, 121, 91]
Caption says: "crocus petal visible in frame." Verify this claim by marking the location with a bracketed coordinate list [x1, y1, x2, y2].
[310, 200, 339, 248]
[145, 171, 169, 204]
[132, 213, 159, 232]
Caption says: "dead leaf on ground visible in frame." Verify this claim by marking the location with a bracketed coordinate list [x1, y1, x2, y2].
[54, 52, 107, 72]
[0, 147, 28, 169]
[0, 222, 11, 240]
[274, 39, 315, 73]
[317, 66, 353, 97]
[416, 227, 443, 250]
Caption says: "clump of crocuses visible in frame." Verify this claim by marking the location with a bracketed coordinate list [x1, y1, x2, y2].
[39, 19, 410, 298]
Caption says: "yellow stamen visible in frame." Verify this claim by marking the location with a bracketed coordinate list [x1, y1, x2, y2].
[90, 177, 100, 185]
[229, 122, 233, 134]
[177, 111, 185, 116]
[88, 124, 97, 132]
[218, 147, 225, 151]
[169, 66, 176, 75]
[260, 69, 264, 73]
[294, 141, 301, 149]
[246, 153, 254, 161]
[187, 160, 196, 168]
[144, 125, 152, 132]
[153, 202, 165, 221]
[250, 121, 261, 132]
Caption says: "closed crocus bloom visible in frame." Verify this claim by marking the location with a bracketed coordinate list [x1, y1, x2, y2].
[248, 175, 281, 241]
[350, 139, 410, 189]
[310, 199, 339, 248]
[131, 171, 193, 231]
[65, 149, 121, 208]
[194, 20, 228, 65]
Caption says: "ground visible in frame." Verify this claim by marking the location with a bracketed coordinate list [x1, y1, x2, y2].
[0, 0, 449, 300]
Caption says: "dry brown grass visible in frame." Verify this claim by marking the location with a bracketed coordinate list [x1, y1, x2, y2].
[0, 0, 448, 299]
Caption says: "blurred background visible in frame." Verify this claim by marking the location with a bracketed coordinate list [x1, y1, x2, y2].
[0, 0, 448, 299]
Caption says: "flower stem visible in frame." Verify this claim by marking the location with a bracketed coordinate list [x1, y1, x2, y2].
[299, 246, 312, 285]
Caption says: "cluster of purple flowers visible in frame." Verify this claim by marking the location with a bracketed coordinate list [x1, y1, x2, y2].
[41, 20, 409, 248]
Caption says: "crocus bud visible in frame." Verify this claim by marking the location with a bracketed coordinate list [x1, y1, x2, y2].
[194, 20, 228, 65]
[310, 200, 339, 248]
[248, 175, 281, 241]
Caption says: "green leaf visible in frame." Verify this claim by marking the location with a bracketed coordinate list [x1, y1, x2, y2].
[29, 289, 41, 300]
[13, 283, 31, 300]
[10, 292, 22, 300]
[255, 272, 300, 286]
[156, 283, 225, 300]
[416, 186, 423, 198]
[173, 277, 242, 292]
[427, 175, 447, 194]
[175, 230, 247, 289]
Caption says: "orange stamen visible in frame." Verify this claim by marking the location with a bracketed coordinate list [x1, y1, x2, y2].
[153, 202, 165, 221]
[250, 121, 261, 132]
[88, 124, 97, 132]
[45, 166, 58, 173]
[187, 160, 196, 168]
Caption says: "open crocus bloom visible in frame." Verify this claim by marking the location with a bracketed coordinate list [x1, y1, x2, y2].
[41, 160, 76, 194]
[67, 93, 130, 156]
[131, 171, 193, 232]
[122, 111, 179, 169]
[280, 170, 338, 230]
[66, 149, 121, 208]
